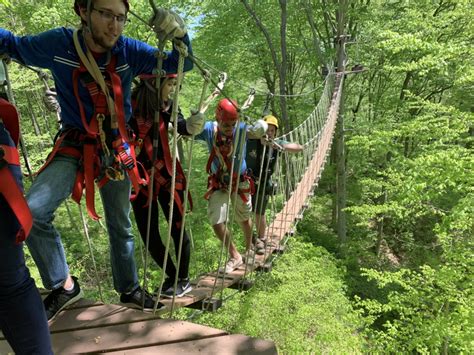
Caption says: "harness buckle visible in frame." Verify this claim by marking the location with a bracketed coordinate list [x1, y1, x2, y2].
[105, 166, 124, 181]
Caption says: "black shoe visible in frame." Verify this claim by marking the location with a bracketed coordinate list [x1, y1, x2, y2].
[162, 278, 192, 298]
[120, 286, 165, 311]
[153, 277, 173, 297]
[44, 276, 84, 322]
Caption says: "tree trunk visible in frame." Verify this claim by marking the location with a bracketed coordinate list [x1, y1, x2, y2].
[335, 0, 348, 249]
[26, 93, 45, 151]
[278, 0, 289, 130]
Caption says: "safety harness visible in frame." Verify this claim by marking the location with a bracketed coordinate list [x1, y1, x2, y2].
[37, 30, 146, 220]
[204, 124, 253, 202]
[133, 109, 192, 218]
[0, 98, 33, 243]
[246, 139, 278, 183]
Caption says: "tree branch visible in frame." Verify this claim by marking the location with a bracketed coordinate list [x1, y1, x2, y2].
[241, 0, 281, 73]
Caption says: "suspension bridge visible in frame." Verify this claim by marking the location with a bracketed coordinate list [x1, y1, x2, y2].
[0, 64, 343, 353]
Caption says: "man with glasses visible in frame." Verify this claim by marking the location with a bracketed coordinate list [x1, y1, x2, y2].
[0, 0, 193, 321]
[195, 99, 268, 274]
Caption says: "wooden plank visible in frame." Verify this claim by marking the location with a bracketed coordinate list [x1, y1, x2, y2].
[50, 318, 227, 354]
[156, 258, 265, 310]
[105, 334, 278, 354]
[0, 299, 104, 341]
[48, 304, 163, 333]
[0, 318, 228, 354]
[0, 307, 278, 354]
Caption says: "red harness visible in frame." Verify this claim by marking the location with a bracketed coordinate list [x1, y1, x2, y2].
[134, 112, 192, 216]
[0, 99, 33, 243]
[38, 56, 145, 220]
[204, 127, 253, 202]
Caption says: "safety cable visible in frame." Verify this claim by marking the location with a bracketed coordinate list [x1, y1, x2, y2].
[163, 42, 190, 316]
[144, 3, 169, 312]
[167, 70, 214, 305]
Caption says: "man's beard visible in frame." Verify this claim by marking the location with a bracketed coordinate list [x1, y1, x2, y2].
[91, 31, 115, 51]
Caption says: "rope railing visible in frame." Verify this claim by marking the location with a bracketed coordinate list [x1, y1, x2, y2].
[8, 52, 344, 315]
[265, 73, 343, 250]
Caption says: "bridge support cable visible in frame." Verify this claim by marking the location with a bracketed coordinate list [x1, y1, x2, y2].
[265, 73, 343, 251]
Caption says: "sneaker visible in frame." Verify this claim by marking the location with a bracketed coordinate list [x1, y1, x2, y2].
[162, 278, 192, 298]
[44, 276, 84, 322]
[155, 277, 174, 296]
[255, 238, 266, 255]
[244, 248, 256, 264]
[120, 286, 165, 312]
[218, 255, 243, 274]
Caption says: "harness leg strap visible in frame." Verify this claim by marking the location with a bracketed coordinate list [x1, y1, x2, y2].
[83, 142, 100, 220]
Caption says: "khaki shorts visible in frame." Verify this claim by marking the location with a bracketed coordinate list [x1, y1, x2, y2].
[207, 180, 252, 225]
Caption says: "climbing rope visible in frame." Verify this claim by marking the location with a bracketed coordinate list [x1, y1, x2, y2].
[157, 40, 188, 315]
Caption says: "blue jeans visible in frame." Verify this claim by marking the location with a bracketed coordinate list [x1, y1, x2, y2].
[0, 239, 53, 354]
[26, 154, 139, 293]
[0, 122, 52, 354]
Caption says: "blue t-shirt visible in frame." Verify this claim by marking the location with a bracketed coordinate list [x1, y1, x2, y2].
[195, 121, 249, 176]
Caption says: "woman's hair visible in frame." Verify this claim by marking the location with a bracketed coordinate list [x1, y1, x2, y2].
[132, 76, 177, 119]
[132, 78, 161, 119]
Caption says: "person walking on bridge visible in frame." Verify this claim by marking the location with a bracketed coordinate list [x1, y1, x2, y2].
[130, 73, 204, 298]
[246, 115, 303, 254]
[195, 98, 268, 273]
[0, 0, 193, 321]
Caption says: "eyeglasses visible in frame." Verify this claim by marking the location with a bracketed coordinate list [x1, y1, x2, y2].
[92, 8, 128, 26]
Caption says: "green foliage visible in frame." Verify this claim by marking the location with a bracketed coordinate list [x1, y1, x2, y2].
[195, 239, 365, 354]
[357, 260, 473, 353]
[191, 0, 330, 128]
[342, 1, 474, 353]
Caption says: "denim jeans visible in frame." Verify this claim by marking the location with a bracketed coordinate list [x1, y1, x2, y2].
[26, 153, 139, 293]
[0, 239, 53, 355]
[0, 122, 52, 354]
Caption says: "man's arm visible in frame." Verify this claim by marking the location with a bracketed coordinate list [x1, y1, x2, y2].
[281, 142, 304, 153]
[127, 33, 193, 77]
[193, 121, 212, 142]
[0, 28, 58, 69]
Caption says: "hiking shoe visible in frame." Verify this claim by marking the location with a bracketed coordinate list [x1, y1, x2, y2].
[162, 278, 192, 298]
[155, 277, 174, 296]
[255, 238, 266, 255]
[44, 276, 84, 322]
[244, 248, 256, 264]
[120, 286, 165, 312]
[218, 255, 243, 274]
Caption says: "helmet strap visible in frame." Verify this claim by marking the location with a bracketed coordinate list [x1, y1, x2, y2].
[86, 0, 94, 42]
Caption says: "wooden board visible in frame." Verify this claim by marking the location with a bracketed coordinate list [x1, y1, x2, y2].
[0, 303, 276, 354]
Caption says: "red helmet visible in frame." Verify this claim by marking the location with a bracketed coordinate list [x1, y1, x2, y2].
[0, 98, 20, 146]
[216, 98, 239, 122]
[74, 0, 130, 16]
